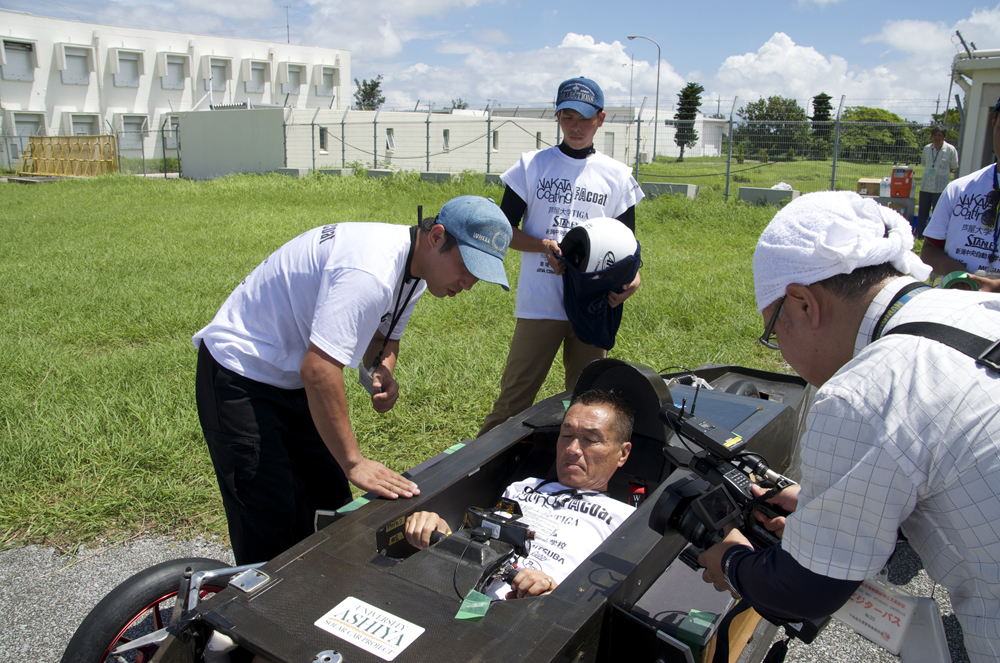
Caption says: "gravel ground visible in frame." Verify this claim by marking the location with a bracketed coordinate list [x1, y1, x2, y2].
[0, 536, 966, 662]
[0, 535, 233, 662]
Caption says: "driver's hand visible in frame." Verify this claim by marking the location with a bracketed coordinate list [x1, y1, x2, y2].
[505, 569, 557, 599]
[346, 458, 418, 499]
[404, 511, 450, 550]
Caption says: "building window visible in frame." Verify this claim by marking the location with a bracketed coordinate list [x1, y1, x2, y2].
[113, 50, 142, 88]
[279, 63, 305, 95]
[205, 58, 229, 92]
[69, 114, 100, 136]
[315, 65, 339, 97]
[492, 130, 499, 151]
[1, 40, 37, 82]
[12, 112, 46, 136]
[160, 54, 189, 90]
[60, 46, 93, 85]
[536, 132, 542, 150]
[319, 127, 328, 152]
[246, 61, 269, 94]
[442, 129, 450, 152]
[386, 128, 395, 151]
[118, 115, 148, 150]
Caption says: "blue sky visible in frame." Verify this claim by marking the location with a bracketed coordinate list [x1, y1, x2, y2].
[4, 0, 997, 120]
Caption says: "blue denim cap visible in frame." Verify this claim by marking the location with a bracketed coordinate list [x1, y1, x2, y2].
[556, 77, 604, 118]
[436, 195, 512, 290]
[994, 95, 1000, 113]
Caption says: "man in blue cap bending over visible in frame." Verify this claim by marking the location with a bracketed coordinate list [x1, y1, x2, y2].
[479, 76, 645, 436]
[194, 196, 513, 565]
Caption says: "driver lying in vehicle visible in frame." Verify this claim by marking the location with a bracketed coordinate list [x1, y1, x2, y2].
[404, 389, 635, 599]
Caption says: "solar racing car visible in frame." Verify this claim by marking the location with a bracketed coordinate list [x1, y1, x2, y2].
[62, 358, 813, 663]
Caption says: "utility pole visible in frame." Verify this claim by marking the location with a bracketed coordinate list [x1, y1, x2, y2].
[282, 5, 291, 44]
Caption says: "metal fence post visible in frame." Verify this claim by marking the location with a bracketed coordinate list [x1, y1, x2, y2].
[634, 98, 646, 179]
[829, 95, 845, 191]
[160, 117, 168, 176]
[341, 107, 349, 168]
[954, 94, 965, 179]
[373, 108, 381, 168]
[310, 108, 320, 173]
[725, 96, 738, 201]
[426, 103, 434, 172]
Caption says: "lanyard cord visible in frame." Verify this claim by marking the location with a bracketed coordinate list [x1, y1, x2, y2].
[871, 282, 932, 343]
[369, 228, 422, 371]
[370, 278, 419, 371]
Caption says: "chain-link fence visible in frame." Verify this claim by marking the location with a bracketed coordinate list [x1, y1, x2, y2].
[640, 115, 963, 199]
[0, 119, 181, 177]
[113, 117, 181, 177]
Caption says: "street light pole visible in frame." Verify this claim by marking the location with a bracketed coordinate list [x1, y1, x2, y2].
[628, 34, 660, 163]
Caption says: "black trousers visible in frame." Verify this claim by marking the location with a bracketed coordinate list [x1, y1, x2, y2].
[917, 190, 942, 238]
[195, 342, 352, 565]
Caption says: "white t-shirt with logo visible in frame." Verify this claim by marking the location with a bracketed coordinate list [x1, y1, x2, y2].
[484, 478, 635, 600]
[501, 147, 644, 320]
[924, 164, 999, 275]
[193, 223, 426, 389]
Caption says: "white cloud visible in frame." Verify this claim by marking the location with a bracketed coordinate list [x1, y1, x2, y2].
[710, 30, 960, 117]
[302, 0, 496, 60]
[379, 33, 687, 112]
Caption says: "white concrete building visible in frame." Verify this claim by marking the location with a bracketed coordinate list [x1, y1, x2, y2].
[0, 9, 349, 167]
[951, 48, 1000, 174]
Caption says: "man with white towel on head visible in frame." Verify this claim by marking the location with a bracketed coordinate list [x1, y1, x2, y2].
[697, 191, 1000, 662]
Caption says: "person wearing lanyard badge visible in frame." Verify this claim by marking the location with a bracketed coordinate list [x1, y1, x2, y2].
[915, 125, 958, 239]
[921, 97, 1000, 292]
[193, 196, 513, 565]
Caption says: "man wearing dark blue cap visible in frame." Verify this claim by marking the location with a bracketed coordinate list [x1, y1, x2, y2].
[194, 196, 512, 564]
[921, 97, 1000, 292]
[479, 77, 644, 436]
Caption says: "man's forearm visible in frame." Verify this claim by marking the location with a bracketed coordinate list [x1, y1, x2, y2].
[919, 240, 967, 275]
[301, 344, 363, 468]
[725, 545, 861, 621]
[363, 333, 399, 373]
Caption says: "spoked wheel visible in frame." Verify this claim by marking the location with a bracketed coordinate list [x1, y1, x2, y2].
[60, 557, 232, 663]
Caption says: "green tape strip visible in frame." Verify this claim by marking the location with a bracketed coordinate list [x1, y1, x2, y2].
[444, 442, 467, 454]
[562, 399, 571, 411]
[455, 590, 492, 621]
[335, 496, 371, 514]
[676, 609, 717, 649]
[940, 271, 979, 291]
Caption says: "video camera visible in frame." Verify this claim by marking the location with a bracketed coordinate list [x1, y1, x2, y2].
[648, 393, 796, 556]
[647, 383, 828, 644]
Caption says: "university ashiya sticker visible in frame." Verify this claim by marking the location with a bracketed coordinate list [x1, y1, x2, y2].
[314, 597, 425, 661]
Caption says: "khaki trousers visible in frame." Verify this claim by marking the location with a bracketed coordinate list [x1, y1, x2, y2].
[479, 318, 606, 436]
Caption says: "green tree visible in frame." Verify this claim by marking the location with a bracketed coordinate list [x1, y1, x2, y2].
[809, 92, 834, 159]
[451, 98, 469, 110]
[354, 75, 385, 110]
[733, 96, 808, 160]
[673, 82, 704, 162]
[839, 106, 919, 164]
[917, 107, 961, 146]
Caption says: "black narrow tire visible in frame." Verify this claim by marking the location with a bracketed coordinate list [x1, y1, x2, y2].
[60, 557, 230, 663]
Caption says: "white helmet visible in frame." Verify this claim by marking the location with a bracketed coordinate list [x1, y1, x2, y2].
[560, 218, 638, 272]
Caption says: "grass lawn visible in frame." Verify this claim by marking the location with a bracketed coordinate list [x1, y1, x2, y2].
[1, 172, 825, 550]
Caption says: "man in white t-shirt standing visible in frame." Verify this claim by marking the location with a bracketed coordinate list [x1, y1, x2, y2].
[915, 125, 958, 239]
[194, 196, 512, 565]
[407, 389, 635, 599]
[478, 77, 645, 436]
[921, 97, 1000, 292]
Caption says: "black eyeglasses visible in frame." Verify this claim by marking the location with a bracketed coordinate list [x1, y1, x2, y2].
[759, 296, 785, 350]
[982, 189, 1000, 229]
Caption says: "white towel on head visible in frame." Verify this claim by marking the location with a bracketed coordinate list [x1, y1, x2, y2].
[753, 191, 932, 312]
